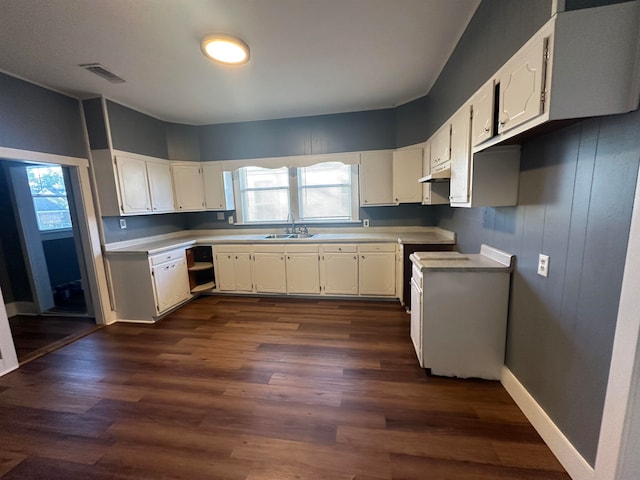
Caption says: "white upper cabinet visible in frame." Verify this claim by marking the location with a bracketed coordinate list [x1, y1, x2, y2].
[202, 162, 234, 211]
[392, 148, 423, 204]
[421, 142, 449, 205]
[497, 36, 547, 135]
[430, 124, 451, 174]
[115, 155, 152, 214]
[146, 160, 175, 213]
[172, 163, 205, 212]
[359, 150, 395, 206]
[449, 105, 472, 205]
[471, 80, 495, 147]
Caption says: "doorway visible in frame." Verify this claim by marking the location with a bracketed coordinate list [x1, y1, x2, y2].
[0, 159, 97, 363]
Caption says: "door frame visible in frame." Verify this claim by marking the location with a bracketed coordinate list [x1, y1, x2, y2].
[0, 145, 114, 373]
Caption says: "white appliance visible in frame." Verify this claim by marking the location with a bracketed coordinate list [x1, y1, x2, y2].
[409, 245, 514, 380]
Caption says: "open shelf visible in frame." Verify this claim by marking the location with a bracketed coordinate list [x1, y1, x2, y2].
[188, 262, 214, 272]
[191, 281, 215, 293]
[186, 246, 215, 294]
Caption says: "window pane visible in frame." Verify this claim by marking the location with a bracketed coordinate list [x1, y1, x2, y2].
[299, 186, 351, 220]
[299, 162, 351, 186]
[238, 166, 290, 223]
[26, 165, 72, 231]
[298, 163, 353, 221]
[242, 189, 289, 222]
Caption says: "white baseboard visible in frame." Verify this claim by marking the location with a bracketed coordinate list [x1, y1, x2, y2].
[4, 301, 38, 317]
[501, 367, 595, 480]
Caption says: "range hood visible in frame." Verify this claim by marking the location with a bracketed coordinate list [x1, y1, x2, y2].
[419, 164, 451, 183]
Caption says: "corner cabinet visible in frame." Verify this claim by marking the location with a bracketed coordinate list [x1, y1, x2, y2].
[172, 163, 205, 212]
[107, 248, 191, 322]
[359, 150, 395, 206]
[358, 244, 397, 296]
[186, 245, 215, 293]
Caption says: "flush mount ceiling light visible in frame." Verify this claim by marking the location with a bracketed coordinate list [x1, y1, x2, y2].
[201, 34, 250, 65]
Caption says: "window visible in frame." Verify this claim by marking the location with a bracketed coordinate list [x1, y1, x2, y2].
[26, 165, 72, 231]
[298, 162, 353, 221]
[234, 162, 359, 224]
[238, 166, 289, 223]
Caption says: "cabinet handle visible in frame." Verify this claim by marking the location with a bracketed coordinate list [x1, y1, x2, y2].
[364, 200, 368, 203]
[353, 256, 357, 260]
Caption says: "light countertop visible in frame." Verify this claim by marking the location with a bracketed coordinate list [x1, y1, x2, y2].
[104, 227, 456, 256]
[410, 246, 514, 272]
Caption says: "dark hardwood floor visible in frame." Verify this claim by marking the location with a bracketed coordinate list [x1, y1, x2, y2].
[0, 296, 570, 479]
[8, 315, 99, 364]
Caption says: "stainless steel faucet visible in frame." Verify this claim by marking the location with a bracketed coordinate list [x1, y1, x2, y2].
[286, 212, 296, 234]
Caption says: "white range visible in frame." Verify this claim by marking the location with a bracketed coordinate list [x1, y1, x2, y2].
[409, 245, 514, 380]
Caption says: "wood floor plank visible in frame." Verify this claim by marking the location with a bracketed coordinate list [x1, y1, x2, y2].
[0, 295, 570, 479]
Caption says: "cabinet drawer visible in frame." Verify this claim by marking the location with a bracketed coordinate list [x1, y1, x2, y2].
[150, 249, 185, 266]
[358, 244, 397, 253]
[321, 244, 357, 253]
[253, 245, 285, 253]
[285, 244, 319, 254]
[214, 245, 252, 254]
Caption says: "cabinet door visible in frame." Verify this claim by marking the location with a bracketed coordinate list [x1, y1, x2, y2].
[234, 253, 253, 292]
[286, 253, 320, 294]
[359, 151, 394, 206]
[359, 253, 396, 296]
[203, 163, 232, 210]
[471, 80, 495, 147]
[392, 149, 423, 204]
[498, 37, 547, 134]
[321, 253, 358, 295]
[253, 253, 287, 293]
[115, 156, 151, 214]
[146, 161, 175, 213]
[430, 124, 451, 172]
[449, 106, 472, 204]
[172, 164, 205, 211]
[152, 258, 189, 313]
[216, 253, 237, 291]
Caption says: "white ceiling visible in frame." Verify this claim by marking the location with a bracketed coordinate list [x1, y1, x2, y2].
[0, 0, 479, 125]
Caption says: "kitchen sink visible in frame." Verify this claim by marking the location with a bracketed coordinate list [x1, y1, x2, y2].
[264, 234, 292, 239]
[263, 233, 315, 239]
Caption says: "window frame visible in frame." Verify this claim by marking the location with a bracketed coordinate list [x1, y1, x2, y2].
[233, 162, 360, 225]
[26, 165, 73, 233]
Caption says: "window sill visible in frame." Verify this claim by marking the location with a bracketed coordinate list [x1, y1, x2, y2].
[233, 220, 363, 227]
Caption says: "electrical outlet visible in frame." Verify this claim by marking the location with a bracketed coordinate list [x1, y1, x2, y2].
[228, 215, 234, 225]
[363, 219, 370, 227]
[537, 254, 549, 277]
[216, 212, 224, 220]
[119, 218, 127, 229]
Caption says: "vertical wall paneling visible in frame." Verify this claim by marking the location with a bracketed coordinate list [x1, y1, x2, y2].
[436, 110, 640, 465]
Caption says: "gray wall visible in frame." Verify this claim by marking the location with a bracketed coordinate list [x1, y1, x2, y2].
[418, 0, 639, 465]
[436, 110, 640, 465]
[0, 165, 32, 303]
[0, 72, 86, 158]
[198, 109, 395, 160]
[106, 100, 168, 159]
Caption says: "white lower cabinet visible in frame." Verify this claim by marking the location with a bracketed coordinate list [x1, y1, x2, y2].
[209, 242, 398, 299]
[358, 244, 397, 296]
[286, 245, 320, 295]
[253, 246, 287, 294]
[214, 246, 253, 292]
[320, 244, 359, 295]
[108, 248, 191, 321]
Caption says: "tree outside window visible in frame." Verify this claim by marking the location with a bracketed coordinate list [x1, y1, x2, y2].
[26, 165, 72, 231]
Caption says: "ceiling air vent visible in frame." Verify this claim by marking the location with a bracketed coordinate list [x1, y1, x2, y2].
[79, 63, 126, 84]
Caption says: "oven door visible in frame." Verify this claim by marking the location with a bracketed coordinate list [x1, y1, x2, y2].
[410, 276, 423, 367]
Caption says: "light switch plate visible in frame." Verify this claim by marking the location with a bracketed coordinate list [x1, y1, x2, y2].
[228, 215, 234, 225]
[537, 254, 549, 277]
[119, 218, 127, 229]
[363, 219, 370, 227]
